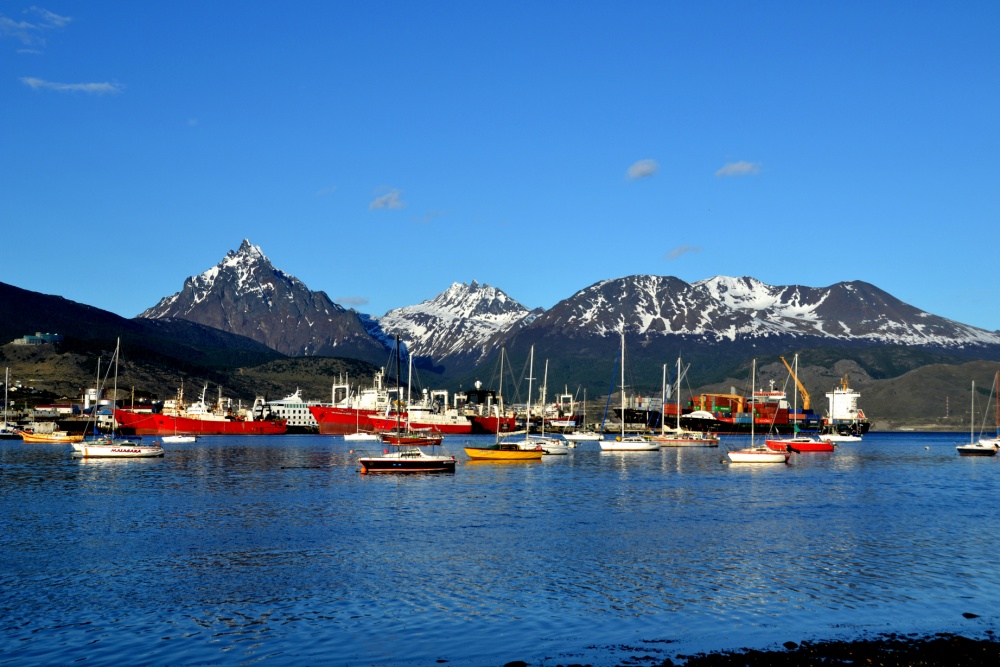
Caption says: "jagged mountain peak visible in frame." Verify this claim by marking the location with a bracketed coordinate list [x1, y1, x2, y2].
[138, 240, 385, 361]
[371, 281, 530, 363]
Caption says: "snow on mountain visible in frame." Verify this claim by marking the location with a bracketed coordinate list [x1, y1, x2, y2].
[530, 275, 1000, 348]
[138, 239, 386, 360]
[373, 281, 531, 361]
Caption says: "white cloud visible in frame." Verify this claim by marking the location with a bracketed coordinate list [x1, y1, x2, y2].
[665, 245, 702, 260]
[715, 161, 761, 177]
[1, 7, 71, 46]
[20, 77, 124, 95]
[627, 159, 659, 180]
[28, 7, 72, 29]
[369, 188, 405, 210]
[336, 296, 369, 307]
[315, 184, 337, 197]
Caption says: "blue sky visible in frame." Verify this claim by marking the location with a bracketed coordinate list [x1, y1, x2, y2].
[3, 2, 999, 330]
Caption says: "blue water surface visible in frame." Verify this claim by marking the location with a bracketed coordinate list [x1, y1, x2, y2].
[2, 431, 999, 665]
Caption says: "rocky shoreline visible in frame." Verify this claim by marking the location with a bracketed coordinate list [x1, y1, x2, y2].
[499, 631, 999, 667]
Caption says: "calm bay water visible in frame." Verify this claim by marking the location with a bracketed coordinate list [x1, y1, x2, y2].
[2, 431, 999, 665]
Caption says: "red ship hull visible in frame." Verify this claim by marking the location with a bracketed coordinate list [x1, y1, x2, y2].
[368, 414, 471, 435]
[309, 406, 379, 435]
[469, 415, 517, 434]
[114, 409, 287, 436]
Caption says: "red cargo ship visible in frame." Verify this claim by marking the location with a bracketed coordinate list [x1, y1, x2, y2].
[114, 409, 287, 436]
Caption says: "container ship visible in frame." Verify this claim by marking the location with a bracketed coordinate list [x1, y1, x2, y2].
[677, 375, 871, 436]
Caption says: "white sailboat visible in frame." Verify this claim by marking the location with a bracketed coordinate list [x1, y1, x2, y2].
[532, 359, 568, 455]
[957, 379, 999, 456]
[600, 332, 659, 452]
[649, 356, 719, 447]
[72, 339, 165, 458]
[562, 388, 603, 446]
[727, 359, 789, 463]
[1, 367, 20, 439]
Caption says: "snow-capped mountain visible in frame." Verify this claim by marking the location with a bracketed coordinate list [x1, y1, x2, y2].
[138, 239, 386, 361]
[369, 281, 534, 363]
[529, 275, 1000, 348]
[135, 241, 1000, 387]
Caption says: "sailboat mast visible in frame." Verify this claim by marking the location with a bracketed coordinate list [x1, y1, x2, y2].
[660, 363, 667, 436]
[496, 347, 504, 445]
[395, 336, 401, 435]
[541, 359, 548, 438]
[971, 380, 975, 445]
[620, 331, 626, 439]
[676, 356, 682, 431]
[751, 359, 756, 443]
[526, 345, 534, 435]
[406, 352, 413, 431]
[792, 354, 798, 433]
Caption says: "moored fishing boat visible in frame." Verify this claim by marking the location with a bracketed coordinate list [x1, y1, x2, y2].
[308, 369, 397, 435]
[114, 384, 286, 436]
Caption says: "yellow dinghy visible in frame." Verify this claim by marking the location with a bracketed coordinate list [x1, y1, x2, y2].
[464, 443, 543, 461]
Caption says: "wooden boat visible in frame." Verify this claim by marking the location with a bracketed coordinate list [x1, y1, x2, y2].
[600, 333, 659, 452]
[465, 347, 543, 461]
[464, 442, 543, 461]
[380, 430, 443, 447]
[649, 356, 719, 447]
[727, 360, 790, 464]
[18, 429, 85, 444]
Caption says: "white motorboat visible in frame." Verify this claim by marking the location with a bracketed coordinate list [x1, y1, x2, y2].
[161, 434, 197, 443]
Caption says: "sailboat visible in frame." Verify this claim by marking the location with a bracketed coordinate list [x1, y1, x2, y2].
[528, 359, 568, 455]
[376, 352, 443, 446]
[562, 388, 603, 446]
[764, 354, 832, 453]
[72, 339, 165, 458]
[649, 356, 719, 447]
[599, 331, 659, 451]
[344, 403, 382, 442]
[357, 337, 455, 473]
[727, 359, 790, 463]
[957, 379, 1000, 456]
[1, 368, 20, 440]
[464, 347, 544, 461]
